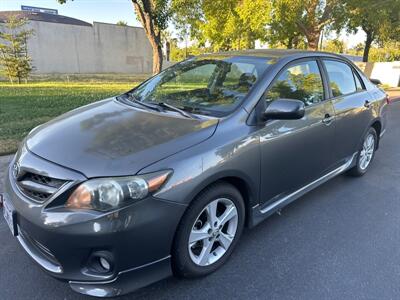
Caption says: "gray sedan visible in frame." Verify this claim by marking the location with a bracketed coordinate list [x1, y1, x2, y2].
[3, 49, 388, 297]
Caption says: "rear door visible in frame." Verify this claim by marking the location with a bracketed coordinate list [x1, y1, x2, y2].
[321, 59, 374, 163]
[258, 58, 337, 205]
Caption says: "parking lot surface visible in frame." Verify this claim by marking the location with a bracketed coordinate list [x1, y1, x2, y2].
[1, 102, 400, 300]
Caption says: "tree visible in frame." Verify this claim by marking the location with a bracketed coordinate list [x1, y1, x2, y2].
[169, 39, 211, 61]
[345, 0, 400, 62]
[131, 0, 171, 74]
[235, 0, 272, 48]
[0, 15, 34, 83]
[58, 0, 171, 74]
[116, 20, 128, 26]
[270, 0, 346, 50]
[324, 38, 346, 53]
[368, 42, 400, 62]
[268, 0, 305, 49]
[172, 0, 271, 52]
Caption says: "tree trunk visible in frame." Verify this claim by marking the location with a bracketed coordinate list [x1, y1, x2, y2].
[152, 43, 163, 74]
[131, 1, 163, 75]
[287, 36, 293, 49]
[307, 32, 320, 51]
[142, 29, 163, 75]
[297, 21, 320, 51]
[293, 36, 300, 49]
[363, 30, 374, 62]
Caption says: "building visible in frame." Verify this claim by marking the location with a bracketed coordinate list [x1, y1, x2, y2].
[0, 10, 153, 74]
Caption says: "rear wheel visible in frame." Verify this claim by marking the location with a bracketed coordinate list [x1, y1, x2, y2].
[347, 127, 377, 177]
[172, 182, 245, 278]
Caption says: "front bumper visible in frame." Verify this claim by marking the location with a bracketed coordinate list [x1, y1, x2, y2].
[4, 151, 187, 297]
[69, 255, 171, 297]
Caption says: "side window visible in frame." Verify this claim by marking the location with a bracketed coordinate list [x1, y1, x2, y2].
[353, 71, 364, 91]
[265, 60, 324, 106]
[324, 60, 357, 97]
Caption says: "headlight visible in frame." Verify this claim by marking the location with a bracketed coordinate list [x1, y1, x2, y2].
[66, 170, 172, 211]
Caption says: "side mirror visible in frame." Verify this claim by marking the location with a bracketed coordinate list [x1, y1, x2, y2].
[263, 99, 305, 121]
[370, 78, 382, 85]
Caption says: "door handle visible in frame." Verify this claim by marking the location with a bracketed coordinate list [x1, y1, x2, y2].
[364, 100, 371, 108]
[322, 114, 334, 125]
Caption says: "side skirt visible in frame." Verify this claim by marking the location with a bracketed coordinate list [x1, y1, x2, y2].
[249, 152, 357, 227]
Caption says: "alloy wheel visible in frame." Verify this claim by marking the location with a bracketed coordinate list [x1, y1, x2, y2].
[188, 198, 238, 266]
[359, 133, 375, 170]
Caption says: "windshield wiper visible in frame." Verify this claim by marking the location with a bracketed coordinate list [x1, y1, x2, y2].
[126, 94, 162, 112]
[125, 94, 198, 119]
[157, 102, 199, 119]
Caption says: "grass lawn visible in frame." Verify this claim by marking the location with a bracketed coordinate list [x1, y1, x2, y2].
[0, 81, 138, 155]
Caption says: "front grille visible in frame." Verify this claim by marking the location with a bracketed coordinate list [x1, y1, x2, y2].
[25, 173, 65, 188]
[16, 172, 67, 203]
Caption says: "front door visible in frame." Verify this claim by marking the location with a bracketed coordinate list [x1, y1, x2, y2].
[258, 59, 336, 206]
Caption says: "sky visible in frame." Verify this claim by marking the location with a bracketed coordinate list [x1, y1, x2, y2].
[0, 0, 142, 26]
[0, 0, 366, 48]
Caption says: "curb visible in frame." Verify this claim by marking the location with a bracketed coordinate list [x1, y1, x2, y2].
[390, 97, 400, 103]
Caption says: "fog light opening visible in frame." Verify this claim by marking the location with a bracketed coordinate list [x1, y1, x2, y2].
[86, 251, 114, 275]
[99, 257, 111, 272]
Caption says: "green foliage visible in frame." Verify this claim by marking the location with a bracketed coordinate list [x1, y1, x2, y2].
[172, 0, 271, 51]
[59, 0, 400, 64]
[369, 45, 400, 62]
[268, 0, 306, 49]
[172, 0, 346, 51]
[345, 0, 400, 40]
[152, 0, 172, 30]
[348, 41, 400, 62]
[270, 0, 346, 50]
[116, 20, 128, 26]
[324, 39, 346, 53]
[170, 40, 211, 61]
[344, 0, 400, 61]
[0, 16, 34, 84]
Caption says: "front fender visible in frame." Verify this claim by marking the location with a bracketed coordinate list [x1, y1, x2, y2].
[139, 125, 261, 210]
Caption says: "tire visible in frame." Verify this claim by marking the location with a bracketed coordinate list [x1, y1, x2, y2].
[347, 127, 378, 177]
[172, 182, 245, 278]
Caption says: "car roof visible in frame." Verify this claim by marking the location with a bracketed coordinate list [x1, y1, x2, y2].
[201, 49, 347, 61]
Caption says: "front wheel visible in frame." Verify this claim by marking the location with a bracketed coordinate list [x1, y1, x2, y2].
[347, 127, 377, 177]
[172, 182, 245, 278]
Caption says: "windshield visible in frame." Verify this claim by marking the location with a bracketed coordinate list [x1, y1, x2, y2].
[128, 56, 272, 117]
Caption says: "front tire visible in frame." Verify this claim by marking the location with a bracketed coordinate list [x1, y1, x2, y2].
[172, 182, 245, 278]
[347, 127, 377, 177]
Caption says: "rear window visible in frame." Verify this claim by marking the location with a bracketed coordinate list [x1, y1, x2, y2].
[323, 60, 357, 97]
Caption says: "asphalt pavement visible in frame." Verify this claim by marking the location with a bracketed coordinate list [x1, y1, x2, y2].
[1, 102, 400, 300]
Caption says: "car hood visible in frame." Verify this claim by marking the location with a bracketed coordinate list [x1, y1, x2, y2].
[26, 98, 218, 178]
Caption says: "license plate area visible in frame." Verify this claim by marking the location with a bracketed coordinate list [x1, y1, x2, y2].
[3, 196, 18, 236]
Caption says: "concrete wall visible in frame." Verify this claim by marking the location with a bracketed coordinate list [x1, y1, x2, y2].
[13, 21, 153, 74]
[355, 61, 400, 87]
